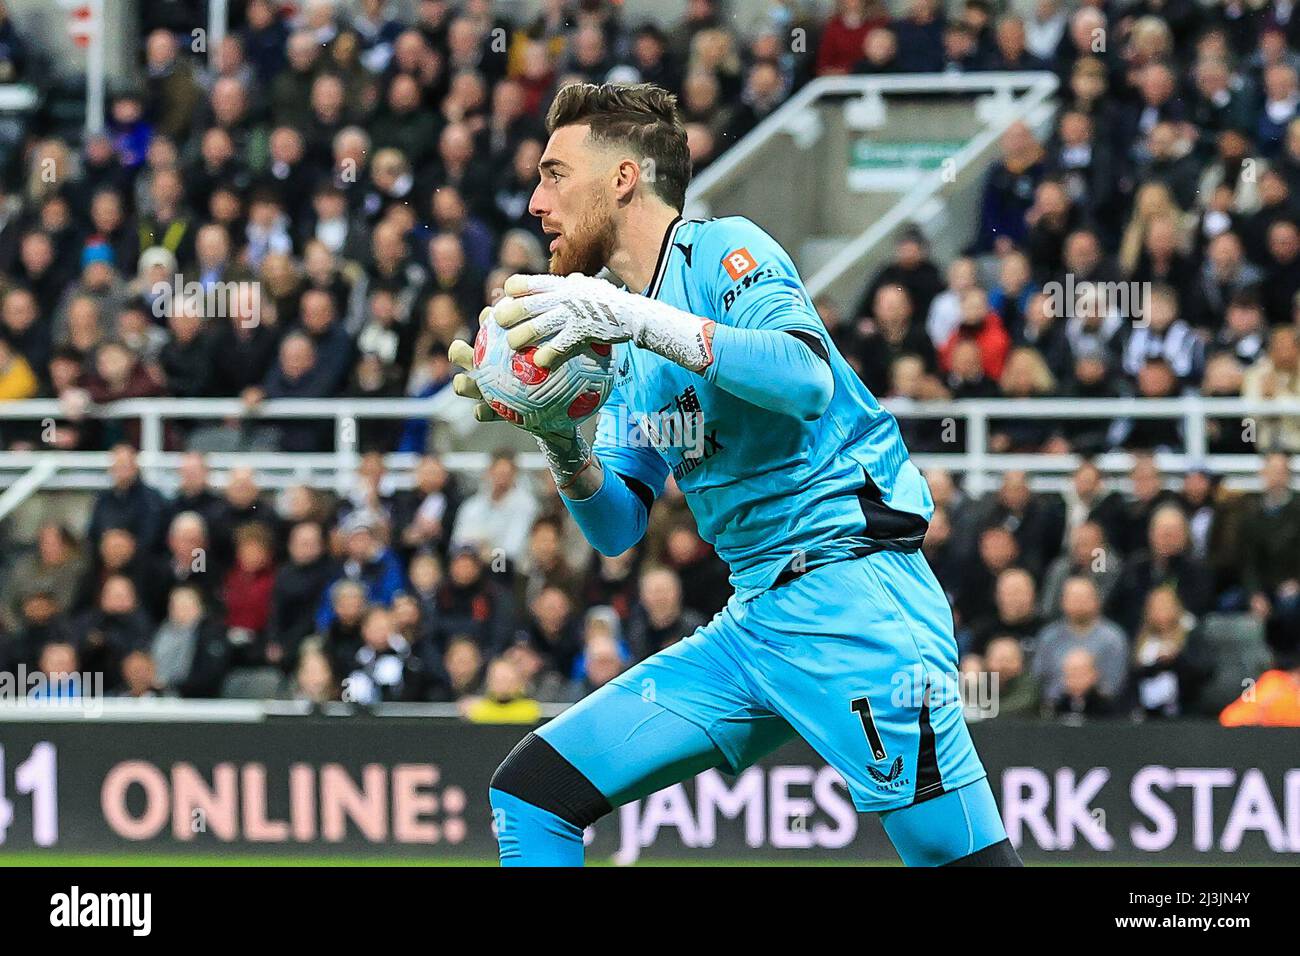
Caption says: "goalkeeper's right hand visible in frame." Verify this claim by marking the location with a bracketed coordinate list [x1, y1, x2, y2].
[447, 309, 598, 492]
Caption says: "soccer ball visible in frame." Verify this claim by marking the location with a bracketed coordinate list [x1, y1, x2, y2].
[471, 309, 615, 433]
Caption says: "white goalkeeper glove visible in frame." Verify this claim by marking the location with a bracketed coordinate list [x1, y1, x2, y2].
[494, 273, 716, 372]
[448, 311, 595, 490]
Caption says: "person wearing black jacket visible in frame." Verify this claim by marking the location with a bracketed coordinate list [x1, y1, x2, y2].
[343, 606, 426, 704]
[266, 522, 336, 671]
[208, 306, 282, 397]
[2, 590, 73, 673]
[164, 453, 226, 537]
[158, 305, 216, 398]
[390, 455, 462, 562]
[432, 546, 518, 653]
[854, 227, 945, 331]
[1106, 504, 1216, 636]
[73, 526, 167, 620]
[87, 445, 167, 550]
[74, 575, 154, 693]
[150, 585, 230, 699]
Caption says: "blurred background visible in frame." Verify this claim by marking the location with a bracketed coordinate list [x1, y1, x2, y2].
[0, 0, 1297, 864]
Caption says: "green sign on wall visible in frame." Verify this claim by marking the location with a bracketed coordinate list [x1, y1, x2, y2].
[849, 139, 965, 170]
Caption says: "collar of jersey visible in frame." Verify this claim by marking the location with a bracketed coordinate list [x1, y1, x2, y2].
[641, 215, 685, 299]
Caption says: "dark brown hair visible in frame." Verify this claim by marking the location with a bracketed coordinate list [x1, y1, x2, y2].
[545, 82, 691, 211]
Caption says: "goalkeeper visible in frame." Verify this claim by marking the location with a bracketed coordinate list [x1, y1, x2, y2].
[448, 82, 1020, 866]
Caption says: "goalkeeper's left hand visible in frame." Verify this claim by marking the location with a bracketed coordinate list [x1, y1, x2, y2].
[447, 310, 596, 492]
[494, 273, 716, 372]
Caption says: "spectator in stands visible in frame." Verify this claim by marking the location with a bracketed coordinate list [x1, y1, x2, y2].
[938, 287, 1012, 382]
[967, 567, 1043, 659]
[463, 657, 542, 723]
[1242, 326, 1300, 451]
[662, 523, 732, 618]
[625, 567, 705, 661]
[1113, 454, 1180, 557]
[87, 445, 166, 550]
[975, 121, 1046, 254]
[817, 0, 888, 76]
[1, 587, 70, 673]
[1061, 458, 1127, 549]
[853, 25, 900, 74]
[564, 628, 628, 703]
[1240, 452, 1300, 652]
[1131, 586, 1213, 719]
[521, 516, 583, 608]
[1212, 289, 1268, 370]
[391, 455, 461, 561]
[320, 579, 367, 676]
[150, 585, 230, 699]
[1121, 285, 1203, 385]
[223, 523, 278, 664]
[1039, 520, 1122, 620]
[115, 650, 162, 699]
[922, 505, 964, 605]
[318, 514, 404, 629]
[892, 0, 946, 73]
[1190, 231, 1265, 328]
[435, 634, 484, 703]
[0, 523, 84, 635]
[857, 226, 945, 329]
[1109, 503, 1216, 634]
[980, 471, 1064, 578]
[1219, 652, 1300, 726]
[267, 521, 336, 672]
[75, 574, 153, 692]
[969, 635, 1039, 718]
[1035, 576, 1129, 702]
[434, 544, 516, 652]
[450, 449, 539, 569]
[991, 348, 1059, 451]
[940, 20, 982, 73]
[344, 606, 423, 704]
[160, 511, 219, 618]
[31, 642, 83, 701]
[925, 256, 979, 349]
[521, 585, 581, 679]
[289, 641, 338, 705]
[850, 283, 935, 396]
[1048, 647, 1119, 719]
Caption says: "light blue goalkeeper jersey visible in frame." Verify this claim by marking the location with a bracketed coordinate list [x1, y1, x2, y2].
[594, 215, 934, 601]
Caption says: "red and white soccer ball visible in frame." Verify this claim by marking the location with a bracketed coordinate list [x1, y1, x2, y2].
[471, 310, 615, 433]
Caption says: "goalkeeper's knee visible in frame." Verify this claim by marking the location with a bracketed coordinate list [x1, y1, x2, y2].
[489, 732, 612, 867]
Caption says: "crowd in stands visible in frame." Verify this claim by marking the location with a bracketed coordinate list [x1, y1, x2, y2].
[0, 0, 1298, 723]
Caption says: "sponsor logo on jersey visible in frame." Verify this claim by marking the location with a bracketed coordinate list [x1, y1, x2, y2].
[866, 755, 911, 794]
[721, 247, 757, 280]
[722, 266, 778, 311]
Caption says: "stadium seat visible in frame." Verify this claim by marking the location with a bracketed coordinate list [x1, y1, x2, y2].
[219, 667, 285, 701]
[1194, 613, 1273, 716]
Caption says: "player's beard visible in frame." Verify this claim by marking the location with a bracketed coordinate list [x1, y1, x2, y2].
[549, 188, 616, 276]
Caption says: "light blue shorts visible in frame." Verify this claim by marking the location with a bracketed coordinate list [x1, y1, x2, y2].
[539, 549, 986, 812]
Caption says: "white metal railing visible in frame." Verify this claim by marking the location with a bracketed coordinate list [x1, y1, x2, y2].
[0, 396, 1297, 506]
